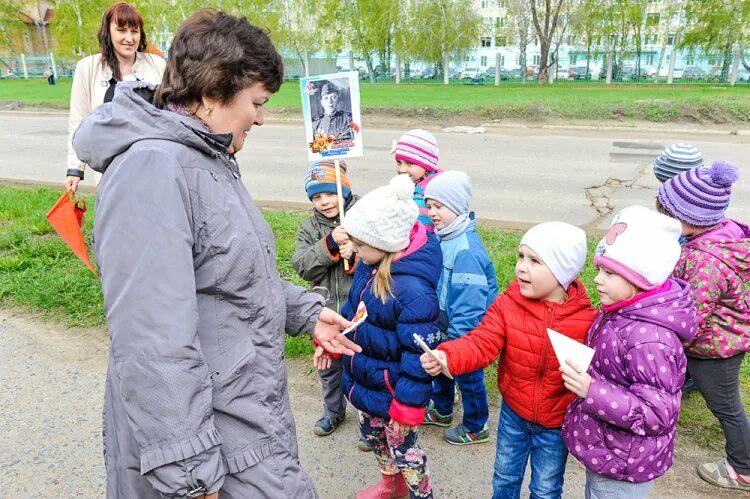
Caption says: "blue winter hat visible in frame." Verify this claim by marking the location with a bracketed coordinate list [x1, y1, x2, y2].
[653, 143, 704, 183]
[304, 160, 351, 200]
[423, 170, 472, 216]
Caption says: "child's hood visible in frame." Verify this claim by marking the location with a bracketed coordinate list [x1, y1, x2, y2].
[506, 278, 595, 322]
[617, 278, 697, 344]
[391, 223, 442, 288]
[688, 219, 750, 282]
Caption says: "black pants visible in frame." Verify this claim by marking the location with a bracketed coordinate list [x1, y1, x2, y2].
[688, 353, 750, 474]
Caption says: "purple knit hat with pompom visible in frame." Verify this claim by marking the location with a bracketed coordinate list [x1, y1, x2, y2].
[658, 160, 740, 226]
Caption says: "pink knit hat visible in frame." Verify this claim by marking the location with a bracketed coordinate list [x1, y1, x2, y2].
[392, 129, 440, 172]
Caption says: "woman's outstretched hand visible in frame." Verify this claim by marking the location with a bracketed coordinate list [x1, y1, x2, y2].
[313, 307, 361, 356]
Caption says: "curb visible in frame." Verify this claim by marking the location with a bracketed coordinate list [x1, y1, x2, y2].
[1, 108, 747, 137]
[0, 178, 606, 237]
[480, 122, 750, 136]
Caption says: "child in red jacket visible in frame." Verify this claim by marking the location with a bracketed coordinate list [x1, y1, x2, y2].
[421, 222, 597, 499]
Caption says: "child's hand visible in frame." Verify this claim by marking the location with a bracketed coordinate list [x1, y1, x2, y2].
[560, 359, 591, 398]
[420, 350, 448, 377]
[332, 226, 349, 245]
[389, 419, 416, 436]
[339, 242, 354, 260]
[313, 346, 332, 371]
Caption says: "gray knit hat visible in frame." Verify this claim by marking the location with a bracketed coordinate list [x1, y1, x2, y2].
[653, 143, 704, 183]
[424, 171, 472, 216]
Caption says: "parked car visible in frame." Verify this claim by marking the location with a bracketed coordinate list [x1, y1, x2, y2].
[737, 68, 750, 82]
[683, 66, 706, 80]
[420, 67, 436, 79]
[508, 68, 523, 79]
[569, 65, 593, 80]
[485, 66, 496, 79]
[461, 67, 481, 79]
[527, 65, 539, 77]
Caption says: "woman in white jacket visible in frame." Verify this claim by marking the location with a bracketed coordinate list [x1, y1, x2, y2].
[64, 2, 165, 193]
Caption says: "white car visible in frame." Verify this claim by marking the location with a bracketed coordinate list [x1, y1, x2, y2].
[461, 67, 481, 79]
[658, 66, 684, 78]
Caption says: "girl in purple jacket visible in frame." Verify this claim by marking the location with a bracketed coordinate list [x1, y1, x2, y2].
[560, 206, 697, 498]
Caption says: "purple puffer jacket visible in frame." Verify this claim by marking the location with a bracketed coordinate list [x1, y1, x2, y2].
[563, 278, 697, 483]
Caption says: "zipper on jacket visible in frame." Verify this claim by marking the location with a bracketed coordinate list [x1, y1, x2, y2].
[533, 306, 554, 423]
[383, 369, 395, 396]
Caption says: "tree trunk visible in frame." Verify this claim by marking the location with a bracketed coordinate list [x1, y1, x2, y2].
[495, 52, 502, 86]
[395, 52, 401, 84]
[657, 41, 667, 81]
[667, 48, 676, 84]
[537, 38, 550, 84]
[720, 43, 732, 82]
[442, 51, 450, 85]
[730, 44, 740, 86]
[365, 56, 376, 84]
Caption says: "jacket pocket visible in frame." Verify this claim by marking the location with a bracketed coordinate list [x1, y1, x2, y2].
[212, 351, 274, 473]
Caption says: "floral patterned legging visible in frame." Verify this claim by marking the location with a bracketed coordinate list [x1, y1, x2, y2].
[359, 412, 433, 498]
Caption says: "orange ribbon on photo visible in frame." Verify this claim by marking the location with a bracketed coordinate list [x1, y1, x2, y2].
[46, 192, 97, 276]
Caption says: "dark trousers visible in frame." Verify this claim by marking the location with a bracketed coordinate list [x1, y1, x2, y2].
[318, 356, 346, 419]
[688, 353, 750, 474]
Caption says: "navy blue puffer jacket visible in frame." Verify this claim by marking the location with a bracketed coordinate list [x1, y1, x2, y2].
[342, 223, 445, 425]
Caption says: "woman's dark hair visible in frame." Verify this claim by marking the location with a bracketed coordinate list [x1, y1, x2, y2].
[98, 2, 147, 80]
[155, 10, 284, 108]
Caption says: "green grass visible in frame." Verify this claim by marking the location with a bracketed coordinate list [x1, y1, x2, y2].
[2, 77, 749, 123]
[0, 183, 746, 451]
[0, 78, 72, 108]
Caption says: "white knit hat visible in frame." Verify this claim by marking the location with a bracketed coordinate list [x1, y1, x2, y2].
[520, 222, 588, 288]
[594, 205, 682, 290]
[343, 174, 419, 252]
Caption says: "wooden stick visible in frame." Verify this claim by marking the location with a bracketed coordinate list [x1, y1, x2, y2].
[334, 159, 349, 271]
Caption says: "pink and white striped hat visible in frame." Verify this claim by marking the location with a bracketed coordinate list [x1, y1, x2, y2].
[391, 129, 440, 172]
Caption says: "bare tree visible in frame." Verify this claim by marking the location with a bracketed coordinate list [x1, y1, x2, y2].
[529, 0, 567, 84]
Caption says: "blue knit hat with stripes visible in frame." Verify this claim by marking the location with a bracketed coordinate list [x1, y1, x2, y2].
[653, 143, 704, 183]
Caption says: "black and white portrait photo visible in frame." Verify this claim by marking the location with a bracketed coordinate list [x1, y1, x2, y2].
[310, 78, 353, 138]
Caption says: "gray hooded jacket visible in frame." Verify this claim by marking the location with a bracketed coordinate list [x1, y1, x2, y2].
[73, 82, 324, 498]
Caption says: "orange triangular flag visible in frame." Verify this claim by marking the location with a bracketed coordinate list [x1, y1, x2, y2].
[46, 192, 97, 276]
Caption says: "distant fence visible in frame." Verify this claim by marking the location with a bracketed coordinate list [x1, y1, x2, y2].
[2, 51, 748, 87]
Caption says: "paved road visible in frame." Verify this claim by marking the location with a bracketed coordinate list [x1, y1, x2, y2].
[0, 309, 737, 498]
[1, 111, 748, 231]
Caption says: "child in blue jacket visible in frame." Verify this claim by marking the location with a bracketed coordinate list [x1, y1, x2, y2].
[423, 171, 498, 445]
[315, 174, 443, 499]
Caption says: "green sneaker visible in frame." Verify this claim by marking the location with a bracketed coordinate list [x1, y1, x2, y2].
[357, 436, 372, 452]
[444, 423, 490, 446]
[423, 402, 453, 427]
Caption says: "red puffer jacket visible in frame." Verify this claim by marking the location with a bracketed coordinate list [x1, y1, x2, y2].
[438, 279, 597, 428]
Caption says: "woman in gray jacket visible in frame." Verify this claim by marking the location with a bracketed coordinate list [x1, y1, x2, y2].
[73, 10, 359, 499]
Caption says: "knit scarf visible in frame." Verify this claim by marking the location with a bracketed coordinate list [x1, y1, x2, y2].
[435, 213, 471, 241]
